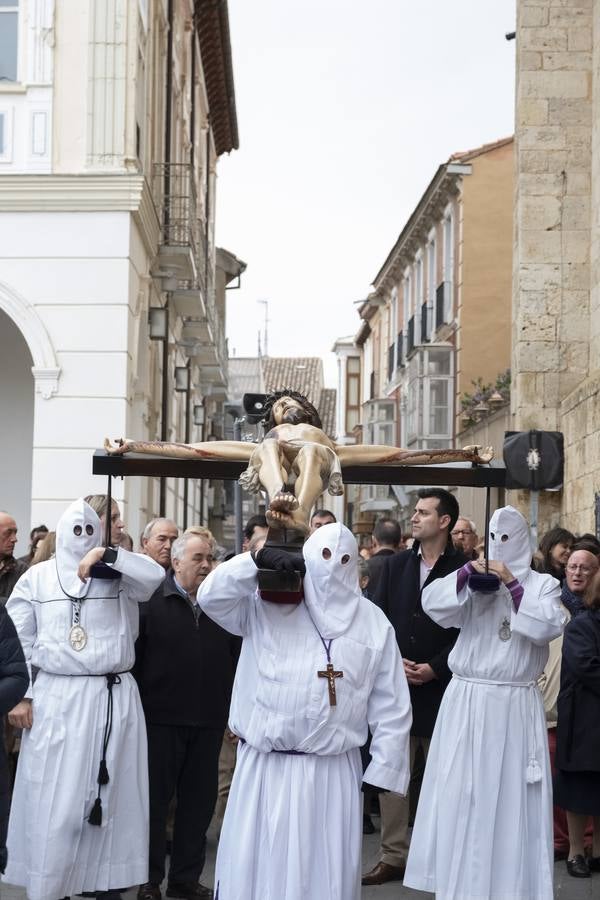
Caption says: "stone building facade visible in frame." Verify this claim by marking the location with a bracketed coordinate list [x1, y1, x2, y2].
[513, 0, 600, 533]
[0, 0, 240, 550]
[335, 138, 514, 532]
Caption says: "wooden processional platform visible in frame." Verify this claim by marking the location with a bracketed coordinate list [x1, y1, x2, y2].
[92, 450, 506, 489]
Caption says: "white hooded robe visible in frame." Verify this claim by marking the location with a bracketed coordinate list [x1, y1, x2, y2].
[404, 506, 565, 900]
[3, 499, 164, 900]
[198, 523, 412, 900]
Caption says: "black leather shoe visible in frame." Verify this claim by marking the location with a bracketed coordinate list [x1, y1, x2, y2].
[566, 855, 590, 878]
[138, 884, 162, 900]
[166, 884, 213, 900]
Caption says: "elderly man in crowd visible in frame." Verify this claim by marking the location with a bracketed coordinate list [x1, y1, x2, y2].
[0, 513, 27, 605]
[135, 532, 237, 900]
[539, 545, 600, 860]
[450, 516, 479, 560]
[142, 518, 179, 571]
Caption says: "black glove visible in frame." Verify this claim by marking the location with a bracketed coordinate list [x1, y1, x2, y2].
[253, 546, 306, 577]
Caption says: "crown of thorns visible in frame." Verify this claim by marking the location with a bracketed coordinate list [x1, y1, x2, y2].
[263, 388, 322, 429]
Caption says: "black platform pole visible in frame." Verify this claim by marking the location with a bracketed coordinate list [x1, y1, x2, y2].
[105, 475, 112, 547]
[484, 486, 491, 572]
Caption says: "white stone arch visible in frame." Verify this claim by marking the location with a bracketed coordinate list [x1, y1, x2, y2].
[0, 280, 60, 398]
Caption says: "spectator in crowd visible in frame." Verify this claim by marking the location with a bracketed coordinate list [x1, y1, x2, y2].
[0, 513, 27, 605]
[135, 533, 236, 900]
[539, 547, 599, 860]
[358, 558, 370, 596]
[84, 493, 125, 546]
[241, 515, 268, 552]
[576, 534, 600, 556]
[309, 509, 336, 532]
[30, 531, 56, 565]
[562, 548, 600, 619]
[367, 518, 401, 599]
[573, 537, 600, 558]
[537, 526, 575, 585]
[120, 531, 134, 552]
[362, 488, 465, 886]
[0, 605, 28, 875]
[142, 519, 179, 571]
[4, 497, 164, 900]
[555, 569, 600, 878]
[404, 506, 564, 898]
[17, 526, 48, 568]
[450, 516, 479, 559]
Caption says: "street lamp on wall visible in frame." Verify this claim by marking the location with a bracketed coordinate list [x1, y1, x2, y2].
[174, 366, 190, 392]
[193, 403, 205, 426]
[148, 307, 168, 341]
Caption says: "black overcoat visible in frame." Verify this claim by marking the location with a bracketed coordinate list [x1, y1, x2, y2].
[556, 609, 600, 772]
[134, 571, 240, 730]
[0, 605, 29, 871]
[373, 541, 466, 737]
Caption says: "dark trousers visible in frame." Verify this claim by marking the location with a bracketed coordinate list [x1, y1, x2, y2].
[147, 723, 223, 884]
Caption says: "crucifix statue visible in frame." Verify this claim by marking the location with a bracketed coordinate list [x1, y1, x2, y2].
[105, 388, 493, 536]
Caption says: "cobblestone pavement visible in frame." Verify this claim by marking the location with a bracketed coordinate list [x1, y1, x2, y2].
[2, 818, 600, 898]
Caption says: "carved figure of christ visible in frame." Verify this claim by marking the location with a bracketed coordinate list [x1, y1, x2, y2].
[105, 393, 492, 535]
[318, 662, 344, 706]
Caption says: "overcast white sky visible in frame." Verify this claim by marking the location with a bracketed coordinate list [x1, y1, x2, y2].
[216, 0, 517, 386]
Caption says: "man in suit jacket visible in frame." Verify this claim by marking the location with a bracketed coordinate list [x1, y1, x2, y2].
[366, 517, 402, 600]
[362, 488, 467, 886]
[135, 533, 239, 900]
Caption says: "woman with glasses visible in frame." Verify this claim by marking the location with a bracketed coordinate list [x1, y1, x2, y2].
[554, 568, 600, 878]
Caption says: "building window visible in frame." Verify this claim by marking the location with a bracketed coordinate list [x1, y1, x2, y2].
[364, 399, 395, 446]
[443, 210, 454, 322]
[426, 238, 436, 340]
[424, 347, 452, 443]
[0, 2, 19, 83]
[415, 254, 423, 346]
[402, 271, 411, 334]
[405, 347, 452, 449]
[346, 357, 361, 433]
[428, 379, 449, 435]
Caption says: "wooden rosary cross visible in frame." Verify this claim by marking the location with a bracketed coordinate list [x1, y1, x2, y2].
[318, 662, 343, 706]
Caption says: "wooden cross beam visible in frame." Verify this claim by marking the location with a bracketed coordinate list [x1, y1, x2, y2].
[92, 450, 506, 488]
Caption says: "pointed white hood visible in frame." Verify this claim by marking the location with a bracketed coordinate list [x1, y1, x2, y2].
[488, 505, 532, 584]
[55, 499, 102, 598]
[302, 523, 362, 638]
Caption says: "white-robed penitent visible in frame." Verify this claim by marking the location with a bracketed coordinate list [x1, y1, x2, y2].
[3, 499, 164, 900]
[404, 506, 565, 900]
[198, 523, 412, 900]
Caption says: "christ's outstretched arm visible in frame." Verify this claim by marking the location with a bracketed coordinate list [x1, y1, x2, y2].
[335, 444, 493, 466]
[104, 437, 256, 462]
